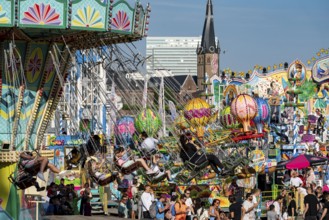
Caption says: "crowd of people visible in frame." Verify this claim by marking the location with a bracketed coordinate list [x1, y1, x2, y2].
[45, 180, 92, 216]
[114, 168, 329, 220]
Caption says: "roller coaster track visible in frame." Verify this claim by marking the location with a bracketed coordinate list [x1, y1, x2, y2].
[36, 49, 70, 147]
[24, 43, 55, 149]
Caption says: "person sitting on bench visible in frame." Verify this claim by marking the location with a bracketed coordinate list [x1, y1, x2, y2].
[114, 147, 157, 175]
[20, 151, 65, 182]
[179, 134, 227, 176]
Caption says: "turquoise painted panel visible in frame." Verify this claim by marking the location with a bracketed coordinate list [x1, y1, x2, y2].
[0, 41, 28, 148]
[0, 0, 14, 27]
[18, 0, 67, 29]
[111, 1, 134, 35]
[71, 0, 109, 31]
[17, 43, 50, 150]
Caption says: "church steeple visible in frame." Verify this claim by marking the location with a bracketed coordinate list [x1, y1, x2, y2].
[199, 0, 218, 54]
[196, 0, 220, 94]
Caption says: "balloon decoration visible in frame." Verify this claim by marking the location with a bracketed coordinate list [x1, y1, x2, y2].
[230, 94, 258, 132]
[115, 116, 135, 145]
[184, 98, 212, 138]
[219, 106, 240, 129]
[135, 109, 162, 137]
[175, 113, 190, 130]
[253, 98, 270, 133]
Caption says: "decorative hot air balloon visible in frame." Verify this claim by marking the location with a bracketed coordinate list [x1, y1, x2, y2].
[135, 109, 162, 137]
[230, 94, 258, 132]
[115, 116, 136, 146]
[184, 98, 212, 138]
[253, 98, 271, 133]
[175, 112, 190, 130]
[219, 106, 240, 128]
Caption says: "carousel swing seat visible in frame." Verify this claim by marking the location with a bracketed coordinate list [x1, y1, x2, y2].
[184, 159, 209, 172]
[91, 172, 119, 186]
[65, 149, 83, 168]
[19, 160, 45, 176]
[115, 162, 140, 175]
[8, 171, 36, 190]
[144, 170, 167, 184]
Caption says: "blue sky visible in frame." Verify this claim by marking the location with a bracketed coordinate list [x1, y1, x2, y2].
[132, 0, 329, 72]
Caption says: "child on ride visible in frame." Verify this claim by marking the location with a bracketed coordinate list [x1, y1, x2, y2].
[114, 147, 157, 175]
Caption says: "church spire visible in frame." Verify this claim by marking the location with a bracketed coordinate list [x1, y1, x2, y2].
[199, 0, 218, 54]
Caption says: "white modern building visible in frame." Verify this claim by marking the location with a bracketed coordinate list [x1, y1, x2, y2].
[146, 37, 202, 76]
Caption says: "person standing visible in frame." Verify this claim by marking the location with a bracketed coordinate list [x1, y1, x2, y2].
[289, 171, 303, 188]
[303, 187, 319, 220]
[141, 185, 154, 219]
[209, 199, 220, 220]
[131, 178, 139, 220]
[79, 183, 92, 215]
[242, 193, 256, 220]
[156, 194, 171, 220]
[252, 189, 261, 219]
[174, 194, 187, 220]
[320, 193, 329, 220]
[267, 204, 279, 220]
[273, 196, 283, 220]
[184, 189, 195, 220]
[287, 192, 297, 220]
[197, 201, 209, 220]
[229, 195, 242, 220]
[118, 194, 129, 218]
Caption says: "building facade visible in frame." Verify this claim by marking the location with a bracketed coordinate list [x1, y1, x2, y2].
[146, 37, 201, 76]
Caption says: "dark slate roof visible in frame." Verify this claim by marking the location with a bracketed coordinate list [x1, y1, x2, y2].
[199, 0, 219, 54]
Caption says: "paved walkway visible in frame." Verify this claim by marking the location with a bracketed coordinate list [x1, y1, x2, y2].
[42, 215, 128, 220]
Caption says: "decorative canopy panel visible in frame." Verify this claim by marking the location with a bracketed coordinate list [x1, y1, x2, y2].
[0, 0, 151, 48]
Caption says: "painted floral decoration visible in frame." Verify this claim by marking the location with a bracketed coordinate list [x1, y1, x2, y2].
[0, 5, 10, 24]
[22, 3, 61, 25]
[72, 6, 104, 28]
[111, 10, 131, 31]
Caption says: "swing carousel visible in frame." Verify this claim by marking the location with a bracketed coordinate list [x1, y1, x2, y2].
[0, 0, 150, 218]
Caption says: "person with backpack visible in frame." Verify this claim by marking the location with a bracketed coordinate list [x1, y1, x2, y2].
[141, 185, 155, 219]
[165, 195, 177, 220]
[153, 194, 171, 220]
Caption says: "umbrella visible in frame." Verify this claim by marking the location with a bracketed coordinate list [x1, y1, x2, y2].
[276, 154, 328, 170]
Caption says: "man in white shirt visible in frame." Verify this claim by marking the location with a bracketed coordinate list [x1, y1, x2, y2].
[252, 189, 261, 219]
[140, 131, 159, 153]
[184, 189, 195, 220]
[242, 193, 256, 220]
[289, 171, 303, 188]
[141, 185, 154, 219]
